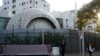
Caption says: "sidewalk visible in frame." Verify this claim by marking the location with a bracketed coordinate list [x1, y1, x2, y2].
[64, 51, 100, 56]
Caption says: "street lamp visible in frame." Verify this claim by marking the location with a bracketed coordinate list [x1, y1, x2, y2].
[78, 28, 85, 56]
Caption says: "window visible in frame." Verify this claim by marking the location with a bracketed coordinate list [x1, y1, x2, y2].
[44, 4, 45, 7]
[4, 7, 7, 10]
[30, 0, 32, 3]
[4, 1, 9, 5]
[12, 5, 16, 8]
[36, 1, 38, 4]
[8, 1, 9, 4]
[12, 11, 16, 14]
[30, 7, 32, 8]
[22, 3, 24, 5]
[22, 2, 25, 6]
[65, 19, 68, 28]
[0, 22, 4, 25]
[12, 0, 16, 3]
[66, 19, 68, 24]
[0, 19, 5, 22]
[4, 2, 6, 5]
[0, 18, 6, 30]
[88, 26, 93, 31]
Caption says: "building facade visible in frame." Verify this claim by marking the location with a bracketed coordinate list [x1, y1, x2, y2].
[6, 8, 61, 29]
[2, 0, 50, 15]
[0, 0, 60, 30]
[52, 10, 77, 29]
[85, 19, 97, 32]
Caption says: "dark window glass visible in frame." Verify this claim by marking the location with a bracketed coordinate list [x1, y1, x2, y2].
[8, 1, 9, 4]
[22, 2, 25, 6]
[88, 26, 93, 30]
[0, 19, 4, 21]
[12, 0, 16, 3]
[22, 3, 24, 5]
[4, 7, 7, 10]
[0, 18, 6, 30]
[0, 22, 4, 25]
[30, 0, 32, 3]
[12, 11, 16, 14]
[44, 4, 45, 7]
[12, 5, 16, 8]
[36, 1, 38, 4]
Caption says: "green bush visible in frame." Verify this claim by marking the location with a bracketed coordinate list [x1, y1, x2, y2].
[4, 32, 65, 46]
[34, 32, 65, 46]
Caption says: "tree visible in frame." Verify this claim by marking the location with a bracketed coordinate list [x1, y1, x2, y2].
[76, 0, 100, 30]
[95, 26, 100, 33]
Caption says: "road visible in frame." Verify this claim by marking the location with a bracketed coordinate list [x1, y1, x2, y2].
[64, 51, 100, 56]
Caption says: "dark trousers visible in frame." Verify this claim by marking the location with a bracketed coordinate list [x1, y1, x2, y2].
[88, 51, 92, 56]
[61, 49, 65, 56]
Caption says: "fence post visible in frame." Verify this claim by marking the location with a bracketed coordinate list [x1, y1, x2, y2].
[69, 27, 72, 54]
[12, 25, 14, 37]
[42, 29, 44, 45]
[33, 25, 35, 38]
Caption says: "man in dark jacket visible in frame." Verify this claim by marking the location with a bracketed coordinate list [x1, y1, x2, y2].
[60, 40, 66, 56]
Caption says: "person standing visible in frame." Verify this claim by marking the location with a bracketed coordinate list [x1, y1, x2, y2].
[60, 40, 66, 56]
[87, 43, 95, 56]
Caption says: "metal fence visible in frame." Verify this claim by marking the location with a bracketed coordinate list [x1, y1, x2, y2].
[0, 29, 100, 53]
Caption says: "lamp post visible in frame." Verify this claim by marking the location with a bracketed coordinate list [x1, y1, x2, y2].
[74, 0, 77, 29]
[75, 0, 85, 55]
[78, 28, 85, 56]
[33, 25, 35, 37]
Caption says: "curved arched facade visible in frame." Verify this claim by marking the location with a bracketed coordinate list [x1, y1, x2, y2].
[6, 8, 61, 29]
[27, 17, 56, 29]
